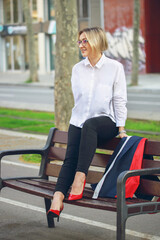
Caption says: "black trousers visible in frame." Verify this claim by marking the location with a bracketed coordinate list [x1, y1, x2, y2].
[55, 116, 118, 197]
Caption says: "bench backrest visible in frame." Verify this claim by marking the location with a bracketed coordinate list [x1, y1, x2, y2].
[45, 129, 160, 198]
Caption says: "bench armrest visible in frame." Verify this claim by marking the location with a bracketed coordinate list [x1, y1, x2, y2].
[0, 148, 45, 161]
[117, 167, 160, 220]
[0, 128, 58, 189]
[0, 127, 58, 162]
[0, 148, 48, 183]
[117, 167, 160, 200]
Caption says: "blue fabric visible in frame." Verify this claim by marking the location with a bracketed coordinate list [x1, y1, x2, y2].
[91, 136, 144, 198]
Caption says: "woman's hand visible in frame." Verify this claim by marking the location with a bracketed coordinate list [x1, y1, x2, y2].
[118, 127, 128, 138]
[119, 132, 128, 138]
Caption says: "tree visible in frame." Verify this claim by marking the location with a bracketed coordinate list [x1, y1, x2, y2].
[23, 0, 38, 82]
[131, 0, 140, 86]
[54, 0, 79, 130]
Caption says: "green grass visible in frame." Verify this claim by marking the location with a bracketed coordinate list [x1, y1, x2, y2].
[0, 107, 160, 140]
[0, 108, 54, 134]
[20, 154, 42, 164]
[0, 108, 54, 121]
[125, 119, 160, 133]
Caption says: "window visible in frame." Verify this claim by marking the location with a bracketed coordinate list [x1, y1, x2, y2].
[77, 0, 89, 29]
[13, 0, 18, 23]
[3, 0, 37, 23]
[31, 0, 38, 22]
[5, 35, 22, 70]
[3, 0, 11, 23]
[48, 0, 55, 20]
[5, 36, 11, 69]
[13, 36, 21, 69]
[24, 35, 39, 70]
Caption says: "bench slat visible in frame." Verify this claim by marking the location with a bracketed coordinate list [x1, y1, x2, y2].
[142, 159, 160, 169]
[18, 179, 56, 191]
[51, 130, 160, 156]
[48, 147, 66, 161]
[3, 180, 54, 198]
[48, 146, 112, 167]
[45, 163, 104, 184]
[52, 130, 160, 156]
[52, 130, 68, 144]
[2, 179, 118, 211]
[144, 141, 160, 156]
[137, 179, 160, 197]
[3, 178, 154, 215]
[52, 131, 121, 150]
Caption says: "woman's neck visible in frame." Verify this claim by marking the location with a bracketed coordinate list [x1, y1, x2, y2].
[88, 52, 102, 67]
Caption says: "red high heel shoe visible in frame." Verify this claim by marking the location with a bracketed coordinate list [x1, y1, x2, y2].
[68, 180, 86, 201]
[47, 205, 64, 222]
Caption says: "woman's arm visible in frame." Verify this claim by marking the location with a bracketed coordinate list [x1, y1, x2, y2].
[113, 64, 127, 136]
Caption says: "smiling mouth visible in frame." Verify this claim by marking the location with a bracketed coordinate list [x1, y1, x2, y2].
[81, 49, 87, 53]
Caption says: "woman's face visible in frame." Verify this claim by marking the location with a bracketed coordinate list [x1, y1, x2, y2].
[78, 32, 92, 58]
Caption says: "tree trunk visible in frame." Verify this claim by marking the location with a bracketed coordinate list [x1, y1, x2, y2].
[54, 0, 79, 131]
[131, 0, 140, 86]
[23, 0, 38, 82]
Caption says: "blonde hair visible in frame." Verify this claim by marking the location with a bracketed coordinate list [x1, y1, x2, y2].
[79, 27, 108, 53]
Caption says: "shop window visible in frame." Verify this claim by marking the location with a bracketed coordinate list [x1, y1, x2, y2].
[13, 36, 21, 69]
[5, 36, 22, 70]
[24, 36, 29, 69]
[31, 0, 38, 22]
[22, 0, 38, 23]
[77, 0, 89, 29]
[82, 0, 88, 18]
[48, 0, 55, 20]
[49, 35, 56, 70]
[13, 0, 18, 23]
[5, 36, 11, 69]
[3, 0, 20, 23]
[3, 0, 11, 23]
[24, 35, 39, 70]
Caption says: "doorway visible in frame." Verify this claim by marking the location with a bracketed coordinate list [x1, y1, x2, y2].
[145, 0, 160, 73]
[5, 36, 24, 70]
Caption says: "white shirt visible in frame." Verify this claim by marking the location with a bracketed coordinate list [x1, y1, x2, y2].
[70, 54, 127, 128]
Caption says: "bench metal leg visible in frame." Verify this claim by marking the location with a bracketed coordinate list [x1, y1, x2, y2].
[117, 213, 126, 240]
[44, 198, 55, 228]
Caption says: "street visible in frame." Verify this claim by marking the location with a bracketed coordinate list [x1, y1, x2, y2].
[0, 85, 54, 112]
[0, 85, 160, 120]
[0, 131, 160, 240]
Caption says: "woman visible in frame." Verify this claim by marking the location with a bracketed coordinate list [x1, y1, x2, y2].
[47, 27, 127, 220]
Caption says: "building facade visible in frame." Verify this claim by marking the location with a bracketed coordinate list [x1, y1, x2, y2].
[0, 0, 93, 73]
[0, 0, 57, 73]
[0, 0, 159, 74]
[103, 0, 160, 74]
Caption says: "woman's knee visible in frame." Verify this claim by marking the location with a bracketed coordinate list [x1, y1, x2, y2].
[82, 118, 96, 132]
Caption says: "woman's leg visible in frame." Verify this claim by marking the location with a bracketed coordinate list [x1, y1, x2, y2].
[54, 124, 81, 196]
[70, 116, 118, 195]
[50, 124, 81, 210]
[77, 116, 118, 174]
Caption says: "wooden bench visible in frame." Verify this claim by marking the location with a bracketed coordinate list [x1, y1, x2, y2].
[0, 127, 160, 240]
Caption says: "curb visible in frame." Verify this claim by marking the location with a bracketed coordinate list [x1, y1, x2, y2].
[127, 87, 160, 94]
[0, 82, 53, 89]
[0, 129, 47, 141]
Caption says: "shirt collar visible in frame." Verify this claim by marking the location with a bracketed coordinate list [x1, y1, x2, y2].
[84, 53, 106, 69]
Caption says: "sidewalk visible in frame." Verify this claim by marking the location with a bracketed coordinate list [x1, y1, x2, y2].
[126, 73, 160, 93]
[0, 71, 160, 92]
[0, 71, 54, 88]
